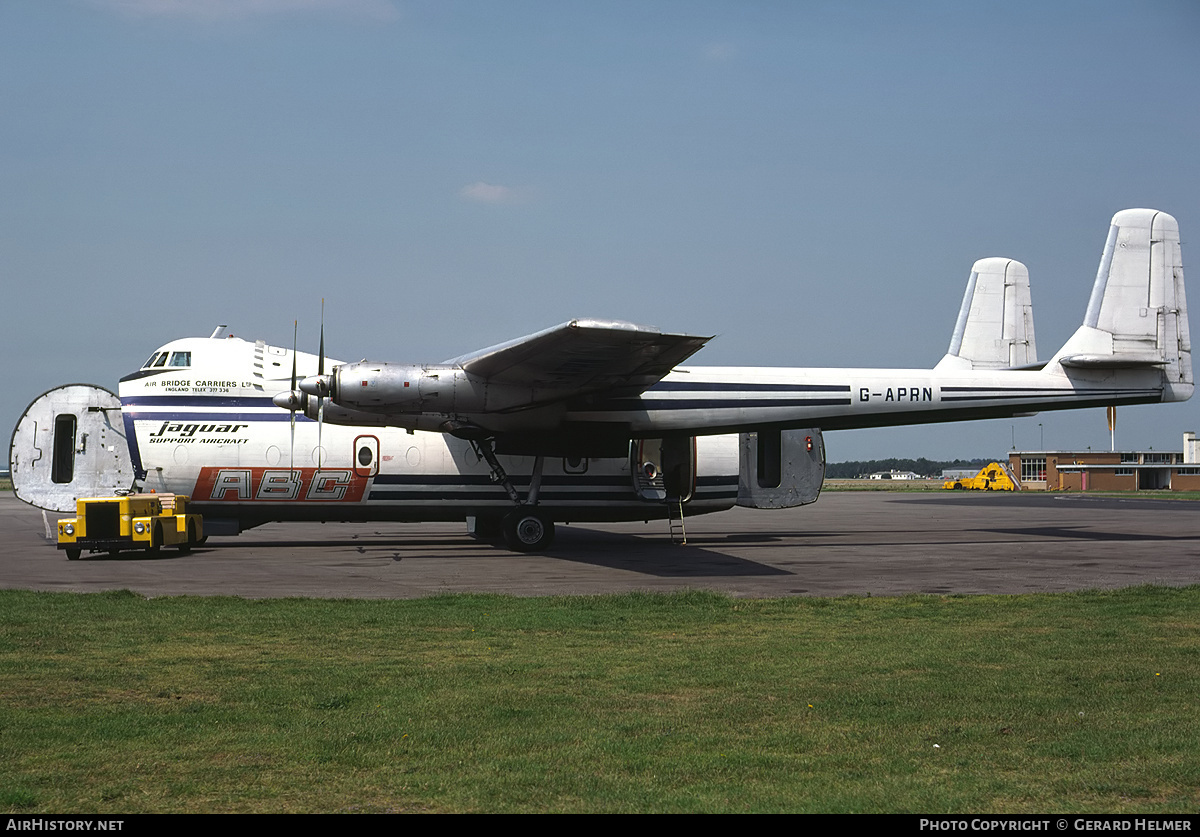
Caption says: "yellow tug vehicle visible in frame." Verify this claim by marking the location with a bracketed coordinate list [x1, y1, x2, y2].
[942, 463, 1020, 492]
[57, 494, 203, 560]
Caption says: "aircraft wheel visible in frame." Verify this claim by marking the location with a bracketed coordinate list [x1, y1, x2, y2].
[65, 547, 81, 561]
[503, 510, 555, 552]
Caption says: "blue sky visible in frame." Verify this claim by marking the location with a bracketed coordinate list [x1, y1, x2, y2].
[3, 0, 1199, 462]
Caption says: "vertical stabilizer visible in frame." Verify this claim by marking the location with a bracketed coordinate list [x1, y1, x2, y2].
[1052, 209, 1192, 401]
[937, 257, 1037, 370]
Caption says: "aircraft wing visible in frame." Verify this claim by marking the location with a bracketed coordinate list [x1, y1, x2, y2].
[445, 318, 712, 397]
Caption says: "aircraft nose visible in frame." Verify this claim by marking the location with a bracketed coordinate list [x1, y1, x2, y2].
[299, 374, 331, 397]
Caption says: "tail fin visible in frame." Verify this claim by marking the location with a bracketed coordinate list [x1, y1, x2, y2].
[936, 257, 1038, 370]
[1051, 209, 1192, 401]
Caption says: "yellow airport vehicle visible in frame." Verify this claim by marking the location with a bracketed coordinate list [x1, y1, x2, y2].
[943, 463, 1020, 491]
[57, 494, 203, 560]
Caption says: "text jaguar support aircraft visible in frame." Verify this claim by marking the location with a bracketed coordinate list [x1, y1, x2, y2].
[11, 209, 1191, 551]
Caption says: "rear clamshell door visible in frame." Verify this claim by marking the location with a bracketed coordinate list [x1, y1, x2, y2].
[737, 427, 825, 509]
[9, 384, 133, 513]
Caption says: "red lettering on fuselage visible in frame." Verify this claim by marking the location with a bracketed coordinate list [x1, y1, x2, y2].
[193, 468, 367, 502]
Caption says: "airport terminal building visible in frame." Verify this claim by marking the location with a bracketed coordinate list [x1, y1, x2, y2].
[1010, 433, 1200, 492]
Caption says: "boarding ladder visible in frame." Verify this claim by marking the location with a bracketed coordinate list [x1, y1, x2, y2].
[667, 497, 687, 545]
[1002, 462, 1024, 490]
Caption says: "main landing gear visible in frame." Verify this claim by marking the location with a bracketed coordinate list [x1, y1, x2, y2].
[471, 440, 556, 552]
[502, 508, 554, 552]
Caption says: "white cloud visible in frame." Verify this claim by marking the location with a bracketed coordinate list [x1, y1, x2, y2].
[89, 0, 400, 23]
[459, 182, 529, 205]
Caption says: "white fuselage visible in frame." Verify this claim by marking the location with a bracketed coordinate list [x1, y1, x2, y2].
[117, 336, 740, 530]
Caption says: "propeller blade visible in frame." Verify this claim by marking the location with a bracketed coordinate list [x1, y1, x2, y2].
[317, 398, 324, 471]
[290, 320, 297, 477]
[317, 300, 325, 471]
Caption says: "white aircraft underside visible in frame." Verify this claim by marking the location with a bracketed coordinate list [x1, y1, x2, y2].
[10, 209, 1192, 551]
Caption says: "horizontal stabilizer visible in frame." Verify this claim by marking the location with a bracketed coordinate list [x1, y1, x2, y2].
[1058, 355, 1166, 369]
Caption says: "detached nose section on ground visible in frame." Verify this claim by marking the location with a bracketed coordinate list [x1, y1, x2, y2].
[10, 384, 134, 513]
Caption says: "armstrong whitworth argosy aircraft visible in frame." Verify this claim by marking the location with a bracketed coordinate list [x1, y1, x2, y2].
[10, 209, 1192, 551]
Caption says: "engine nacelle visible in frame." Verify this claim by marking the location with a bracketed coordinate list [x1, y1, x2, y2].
[330, 363, 462, 412]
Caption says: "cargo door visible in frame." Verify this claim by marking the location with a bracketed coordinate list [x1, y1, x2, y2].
[9, 385, 133, 512]
[737, 427, 825, 509]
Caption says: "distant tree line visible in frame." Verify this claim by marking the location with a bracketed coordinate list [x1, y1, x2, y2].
[825, 458, 995, 479]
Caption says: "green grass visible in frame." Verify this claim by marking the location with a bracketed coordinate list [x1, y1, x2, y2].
[2, 588, 1198, 813]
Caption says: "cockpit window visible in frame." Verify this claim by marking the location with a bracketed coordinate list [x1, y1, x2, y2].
[141, 350, 190, 369]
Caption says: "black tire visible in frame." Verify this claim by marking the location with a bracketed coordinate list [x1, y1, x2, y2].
[65, 547, 81, 561]
[178, 520, 197, 554]
[147, 523, 162, 557]
[502, 509, 555, 552]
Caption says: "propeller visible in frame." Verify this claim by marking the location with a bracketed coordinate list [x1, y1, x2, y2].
[269, 321, 304, 477]
[316, 300, 325, 471]
[270, 304, 335, 473]
[270, 324, 305, 412]
[290, 320, 298, 477]
[274, 300, 340, 472]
